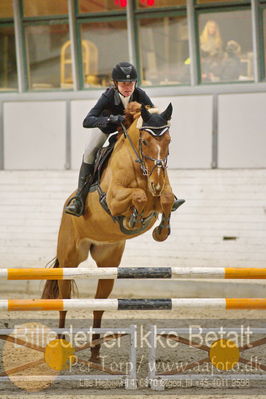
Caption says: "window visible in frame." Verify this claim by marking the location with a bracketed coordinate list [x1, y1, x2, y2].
[198, 10, 253, 83]
[78, 0, 125, 13]
[23, 0, 68, 17]
[136, 0, 186, 8]
[263, 8, 266, 78]
[0, 25, 17, 91]
[0, 0, 17, 91]
[23, 1, 71, 90]
[196, 0, 244, 4]
[138, 15, 189, 85]
[0, 0, 13, 18]
[1, 0, 265, 92]
[79, 20, 128, 87]
[25, 22, 72, 90]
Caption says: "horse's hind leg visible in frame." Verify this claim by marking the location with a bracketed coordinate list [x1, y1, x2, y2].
[57, 238, 91, 332]
[57, 280, 72, 336]
[89, 241, 125, 362]
[47, 215, 91, 333]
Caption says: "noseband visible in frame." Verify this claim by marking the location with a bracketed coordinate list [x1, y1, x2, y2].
[121, 123, 168, 177]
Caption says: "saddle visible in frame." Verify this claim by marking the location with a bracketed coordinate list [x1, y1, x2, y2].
[92, 134, 117, 185]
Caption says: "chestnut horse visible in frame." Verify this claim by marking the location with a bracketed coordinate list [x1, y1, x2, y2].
[42, 102, 175, 361]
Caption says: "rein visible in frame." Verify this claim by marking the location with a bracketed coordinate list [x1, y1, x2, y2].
[120, 122, 168, 177]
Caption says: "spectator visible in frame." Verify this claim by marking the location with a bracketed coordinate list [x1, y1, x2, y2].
[200, 20, 223, 81]
[220, 40, 242, 82]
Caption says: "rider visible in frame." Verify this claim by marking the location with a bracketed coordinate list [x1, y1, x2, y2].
[65, 61, 184, 217]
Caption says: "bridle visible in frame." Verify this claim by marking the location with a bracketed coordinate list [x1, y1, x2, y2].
[138, 132, 168, 176]
[120, 123, 168, 177]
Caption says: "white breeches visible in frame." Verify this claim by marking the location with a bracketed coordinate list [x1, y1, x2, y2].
[83, 129, 109, 164]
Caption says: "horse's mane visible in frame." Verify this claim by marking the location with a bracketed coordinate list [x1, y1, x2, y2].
[117, 101, 157, 135]
[121, 101, 142, 130]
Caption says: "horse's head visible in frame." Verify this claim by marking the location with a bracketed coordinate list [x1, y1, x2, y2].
[138, 103, 172, 197]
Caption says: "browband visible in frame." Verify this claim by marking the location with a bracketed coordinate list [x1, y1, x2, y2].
[139, 126, 170, 136]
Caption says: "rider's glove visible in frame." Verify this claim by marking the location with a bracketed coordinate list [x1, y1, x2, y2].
[107, 114, 125, 125]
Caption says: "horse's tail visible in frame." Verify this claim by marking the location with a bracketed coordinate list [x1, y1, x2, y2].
[41, 257, 60, 299]
[41, 257, 78, 299]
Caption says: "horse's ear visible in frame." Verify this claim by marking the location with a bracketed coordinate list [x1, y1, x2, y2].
[161, 103, 173, 122]
[141, 104, 151, 122]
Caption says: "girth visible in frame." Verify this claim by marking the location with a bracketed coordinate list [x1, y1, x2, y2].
[89, 184, 158, 235]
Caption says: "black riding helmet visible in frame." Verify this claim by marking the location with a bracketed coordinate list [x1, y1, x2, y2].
[112, 62, 138, 82]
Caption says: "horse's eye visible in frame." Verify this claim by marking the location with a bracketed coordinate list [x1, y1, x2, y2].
[142, 140, 148, 146]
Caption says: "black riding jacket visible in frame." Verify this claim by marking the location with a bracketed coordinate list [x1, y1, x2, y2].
[83, 87, 154, 134]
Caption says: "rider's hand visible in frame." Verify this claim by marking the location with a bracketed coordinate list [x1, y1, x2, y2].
[107, 114, 125, 125]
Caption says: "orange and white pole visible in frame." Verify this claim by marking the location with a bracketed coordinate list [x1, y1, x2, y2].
[0, 267, 266, 280]
[1, 298, 266, 311]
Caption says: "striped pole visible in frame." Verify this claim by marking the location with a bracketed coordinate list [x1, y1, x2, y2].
[0, 267, 266, 280]
[1, 298, 266, 311]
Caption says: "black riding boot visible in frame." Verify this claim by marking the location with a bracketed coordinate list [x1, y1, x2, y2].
[64, 162, 94, 217]
[172, 197, 185, 212]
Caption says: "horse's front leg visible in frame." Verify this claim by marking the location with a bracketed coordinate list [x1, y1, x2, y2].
[107, 186, 148, 220]
[153, 190, 174, 242]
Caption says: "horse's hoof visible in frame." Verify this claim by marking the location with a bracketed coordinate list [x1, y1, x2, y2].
[128, 218, 136, 228]
[152, 226, 170, 242]
[128, 208, 138, 228]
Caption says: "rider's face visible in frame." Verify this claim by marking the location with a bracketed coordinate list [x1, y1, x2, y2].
[117, 81, 136, 97]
